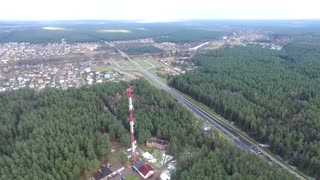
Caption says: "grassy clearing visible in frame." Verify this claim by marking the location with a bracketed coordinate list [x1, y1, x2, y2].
[140, 144, 154, 153]
[125, 175, 139, 180]
[147, 68, 167, 84]
[152, 149, 165, 169]
[92, 65, 113, 72]
[136, 60, 153, 69]
[109, 149, 124, 165]
[118, 61, 137, 70]
[147, 59, 163, 67]
[98, 29, 131, 33]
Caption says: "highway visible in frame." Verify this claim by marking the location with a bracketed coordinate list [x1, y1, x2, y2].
[107, 42, 308, 180]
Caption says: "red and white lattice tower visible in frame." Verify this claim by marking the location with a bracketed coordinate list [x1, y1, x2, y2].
[127, 85, 137, 162]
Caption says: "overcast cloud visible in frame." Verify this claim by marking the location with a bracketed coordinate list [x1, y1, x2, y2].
[0, 0, 319, 21]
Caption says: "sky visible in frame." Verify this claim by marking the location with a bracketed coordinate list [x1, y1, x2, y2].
[0, 0, 319, 21]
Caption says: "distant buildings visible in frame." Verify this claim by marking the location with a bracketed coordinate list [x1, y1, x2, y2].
[0, 42, 98, 64]
[0, 60, 122, 93]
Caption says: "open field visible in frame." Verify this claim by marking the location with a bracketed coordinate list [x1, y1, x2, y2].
[125, 175, 139, 180]
[147, 68, 168, 84]
[117, 61, 137, 70]
[136, 60, 154, 69]
[92, 64, 114, 72]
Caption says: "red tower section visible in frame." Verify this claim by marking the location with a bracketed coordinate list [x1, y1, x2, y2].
[127, 85, 137, 162]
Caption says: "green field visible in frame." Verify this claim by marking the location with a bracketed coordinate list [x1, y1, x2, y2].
[92, 65, 114, 72]
[108, 149, 124, 165]
[136, 60, 154, 69]
[125, 175, 139, 180]
[117, 61, 137, 70]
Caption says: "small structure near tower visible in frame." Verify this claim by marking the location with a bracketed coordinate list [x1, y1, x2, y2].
[146, 137, 168, 150]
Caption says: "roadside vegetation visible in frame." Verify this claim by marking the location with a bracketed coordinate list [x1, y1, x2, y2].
[169, 43, 320, 177]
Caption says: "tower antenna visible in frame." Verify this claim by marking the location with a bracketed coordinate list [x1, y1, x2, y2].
[127, 85, 137, 162]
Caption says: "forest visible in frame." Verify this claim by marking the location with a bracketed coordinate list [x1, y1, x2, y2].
[169, 44, 320, 178]
[0, 79, 294, 179]
[0, 22, 223, 44]
[124, 45, 163, 55]
[153, 29, 222, 44]
[0, 27, 153, 44]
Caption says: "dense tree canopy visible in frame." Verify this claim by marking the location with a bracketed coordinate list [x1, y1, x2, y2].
[0, 86, 121, 179]
[173, 145, 293, 180]
[154, 29, 222, 44]
[0, 79, 294, 179]
[170, 45, 320, 178]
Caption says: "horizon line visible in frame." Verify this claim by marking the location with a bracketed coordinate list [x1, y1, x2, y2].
[1, 18, 320, 23]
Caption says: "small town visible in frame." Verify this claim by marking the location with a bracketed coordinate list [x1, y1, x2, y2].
[0, 40, 98, 64]
[0, 39, 193, 93]
[0, 30, 283, 94]
[0, 61, 129, 92]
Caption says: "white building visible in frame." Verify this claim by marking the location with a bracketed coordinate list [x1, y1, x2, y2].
[160, 171, 171, 180]
[142, 152, 157, 164]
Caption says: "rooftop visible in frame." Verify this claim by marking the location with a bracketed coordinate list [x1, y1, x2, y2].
[94, 167, 112, 180]
[139, 164, 154, 176]
[133, 161, 144, 170]
[109, 163, 124, 172]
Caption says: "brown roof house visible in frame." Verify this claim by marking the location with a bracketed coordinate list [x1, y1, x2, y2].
[94, 164, 125, 180]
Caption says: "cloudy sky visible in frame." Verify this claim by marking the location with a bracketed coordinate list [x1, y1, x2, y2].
[0, 0, 319, 21]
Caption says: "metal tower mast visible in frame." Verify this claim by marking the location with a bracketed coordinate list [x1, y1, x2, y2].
[127, 85, 137, 162]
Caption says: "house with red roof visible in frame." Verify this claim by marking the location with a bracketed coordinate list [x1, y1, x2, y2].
[133, 161, 155, 179]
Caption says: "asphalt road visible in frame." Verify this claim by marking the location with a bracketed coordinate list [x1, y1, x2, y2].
[107, 42, 308, 179]
[108, 42, 253, 150]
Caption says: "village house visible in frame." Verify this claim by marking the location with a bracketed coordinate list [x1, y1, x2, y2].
[94, 164, 124, 180]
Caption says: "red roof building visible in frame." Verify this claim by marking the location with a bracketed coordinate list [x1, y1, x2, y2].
[133, 161, 155, 179]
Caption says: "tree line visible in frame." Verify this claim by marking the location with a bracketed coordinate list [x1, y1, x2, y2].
[169, 45, 320, 178]
[0, 79, 294, 179]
